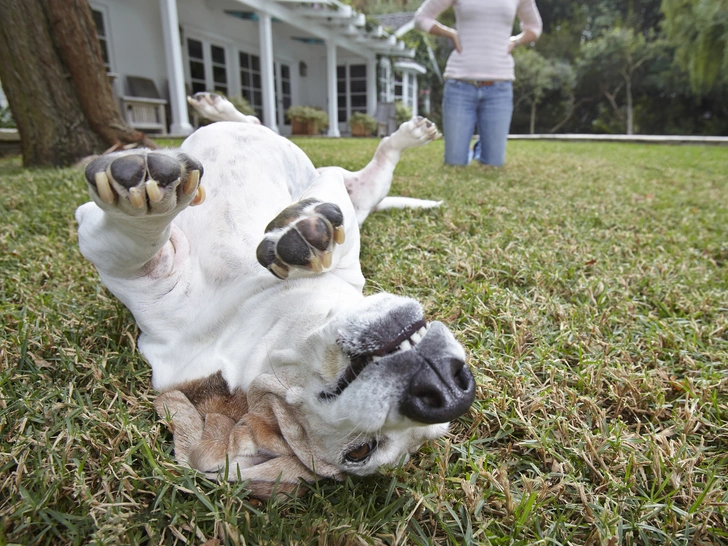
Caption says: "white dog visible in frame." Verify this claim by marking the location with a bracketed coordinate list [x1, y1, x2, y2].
[75, 105, 475, 499]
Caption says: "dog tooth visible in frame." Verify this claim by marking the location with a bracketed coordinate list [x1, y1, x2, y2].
[309, 255, 323, 273]
[145, 179, 163, 203]
[410, 331, 422, 345]
[183, 169, 201, 195]
[418, 325, 428, 337]
[321, 251, 332, 269]
[190, 184, 206, 206]
[94, 172, 115, 204]
[334, 226, 345, 245]
[129, 187, 145, 209]
[399, 339, 412, 352]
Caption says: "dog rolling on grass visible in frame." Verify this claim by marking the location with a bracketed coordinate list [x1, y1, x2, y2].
[75, 94, 475, 499]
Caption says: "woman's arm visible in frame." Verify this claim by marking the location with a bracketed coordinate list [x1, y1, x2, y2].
[508, 0, 543, 53]
[414, 0, 461, 53]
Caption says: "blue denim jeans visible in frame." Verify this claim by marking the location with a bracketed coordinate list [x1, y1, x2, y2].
[442, 79, 514, 166]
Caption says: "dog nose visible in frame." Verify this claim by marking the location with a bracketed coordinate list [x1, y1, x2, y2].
[401, 356, 475, 424]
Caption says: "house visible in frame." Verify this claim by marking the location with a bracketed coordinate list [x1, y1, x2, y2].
[89, 0, 423, 136]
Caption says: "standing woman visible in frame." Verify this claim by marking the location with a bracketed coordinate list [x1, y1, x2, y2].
[415, 0, 542, 166]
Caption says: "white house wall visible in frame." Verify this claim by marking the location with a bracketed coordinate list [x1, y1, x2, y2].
[93, 0, 415, 135]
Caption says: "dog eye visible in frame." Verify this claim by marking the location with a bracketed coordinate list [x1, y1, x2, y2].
[344, 440, 377, 463]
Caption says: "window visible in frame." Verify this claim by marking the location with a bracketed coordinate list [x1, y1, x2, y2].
[187, 38, 229, 95]
[275, 63, 292, 126]
[240, 52, 262, 119]
[211, 45, 228, 95]
[337, 64, 367, 123]
[91, 8, 111, 72]
[188, 39, 206, 94]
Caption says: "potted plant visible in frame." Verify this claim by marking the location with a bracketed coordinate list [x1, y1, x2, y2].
[286, 105, 329, 135]
[349, 112, 377, 137]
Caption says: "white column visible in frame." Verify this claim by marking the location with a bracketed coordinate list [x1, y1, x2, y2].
[412, 74, 418, 117]
[159, 0, 193, 135]
[326, 40, 340, 137]
[366, 57, 377, 116]
[258, 12, 279, 133]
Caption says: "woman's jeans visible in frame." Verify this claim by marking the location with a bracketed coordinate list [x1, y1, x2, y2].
[442, 79, 514, 166]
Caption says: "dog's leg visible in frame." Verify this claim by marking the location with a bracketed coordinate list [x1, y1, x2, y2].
[75, 149, 205, 277]
[319, 117, 441, 225]
[187, 92, 261, 124]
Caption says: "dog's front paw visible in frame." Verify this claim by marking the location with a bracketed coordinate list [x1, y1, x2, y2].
[256, 198, 345, 280]
[84, 150, 205, 216]
[390, 116, 441, 151]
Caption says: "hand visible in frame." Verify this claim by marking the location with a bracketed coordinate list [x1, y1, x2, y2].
[507, 36, 520, 54]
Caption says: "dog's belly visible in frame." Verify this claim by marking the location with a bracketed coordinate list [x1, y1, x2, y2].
[173, 123, 319, 281]
[127, 123, 340, 391]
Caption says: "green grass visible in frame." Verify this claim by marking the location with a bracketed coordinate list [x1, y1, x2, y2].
[1, 138, 727, 545]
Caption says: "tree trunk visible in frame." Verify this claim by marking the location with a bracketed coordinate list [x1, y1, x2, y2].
[0, 0, 156, 167]
[625, 75, 634, 135]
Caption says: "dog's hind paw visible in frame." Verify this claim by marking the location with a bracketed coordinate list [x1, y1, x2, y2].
[84, 150, 205, 216]
[389, 116, 441, 151]
[256, 198, 345, 279]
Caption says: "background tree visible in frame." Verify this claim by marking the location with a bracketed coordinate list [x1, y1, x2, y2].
[661, 0, 728, 95]
[513, 49, 575, 134]
[0, 0, 155, 167]
[576, 27, 662, 134]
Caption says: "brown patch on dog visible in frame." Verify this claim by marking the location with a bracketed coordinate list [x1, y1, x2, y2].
[176, 370, 248, 421]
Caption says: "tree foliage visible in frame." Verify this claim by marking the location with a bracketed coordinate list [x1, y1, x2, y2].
[661, 0, 728, 94]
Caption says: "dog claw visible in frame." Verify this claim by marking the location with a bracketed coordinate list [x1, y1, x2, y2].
[129, 187, 145, 209]
[321, 251, 332, 269]
[184, 169, 201, 195]
[146, 179, 163, 203]
[190, 184, 206, 206]
[334, 226, 345, 245]
[95, 172, 115, 204]
[309, 255, 323, 273]
[271, 263, 289, 279]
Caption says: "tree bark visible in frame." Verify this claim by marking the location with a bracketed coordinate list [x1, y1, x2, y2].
[0, 0, 156, 167]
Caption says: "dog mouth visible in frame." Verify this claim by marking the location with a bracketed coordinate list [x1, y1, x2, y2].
[319, 319, 429, 400]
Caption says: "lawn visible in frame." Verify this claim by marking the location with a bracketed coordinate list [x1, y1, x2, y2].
[1, 137, 727, 545]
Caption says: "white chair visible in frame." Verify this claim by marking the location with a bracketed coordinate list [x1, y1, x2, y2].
[119, 76, 168, 133]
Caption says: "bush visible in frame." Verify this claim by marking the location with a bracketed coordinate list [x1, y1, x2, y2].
[286, 105, 329, 130]
[0, 105, 16, 129]
[227, 96, 256, 116]
[395, 101, 412, 126]
[348, 112, 377, 135]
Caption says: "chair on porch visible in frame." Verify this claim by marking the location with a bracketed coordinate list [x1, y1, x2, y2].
[119, 76, 168, 133]
[375, 102, 397, 137]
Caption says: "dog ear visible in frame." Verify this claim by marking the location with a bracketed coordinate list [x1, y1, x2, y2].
[154, 377, 339, 500]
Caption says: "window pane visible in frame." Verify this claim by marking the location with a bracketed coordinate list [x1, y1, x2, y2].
[281, 65, 290, 79]
[188, 39, 203, 60]
[241, 71, 250, 87]
[215, 85, 228, 95]
[251, 55, 260, 71]
[211, 45, 225, 65]
[240, 52, 249, 68]
[99, 39, 109, 66]
[350, 80, 366, 93]
[92, 10, 105, 35]
[253, 91, 262, 105]
[253, 74, 261, 89]
[337, 66, 345, 78]
[350, 64, 366, 78]
[351, 95, 366, 107]
[192, 81, 206, 93]
[213, 65, 227, 84]
[190, 61, 204, 80]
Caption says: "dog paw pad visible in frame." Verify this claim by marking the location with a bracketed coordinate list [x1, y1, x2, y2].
[84, 150, 204, 215]
[256, 199, 344, 279]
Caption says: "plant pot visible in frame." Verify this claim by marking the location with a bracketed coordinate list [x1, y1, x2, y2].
[350, 124, 371, 137]
[291, 119, 318, 135]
